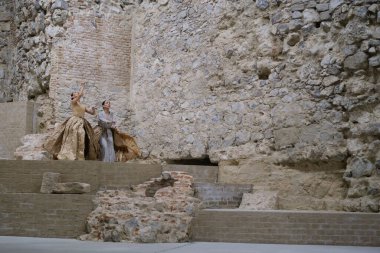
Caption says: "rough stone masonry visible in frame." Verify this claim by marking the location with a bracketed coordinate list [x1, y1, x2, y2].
[2, 0, 380, 212]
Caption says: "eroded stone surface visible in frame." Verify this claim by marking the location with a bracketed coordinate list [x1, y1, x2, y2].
[40, 172, 61, 194]
[239, 191, 279, 210]
[14, 133, 51, 160]
[5, 0, 380, 212]
[80, 171, 201, 242]
[53, 182, 91, 194]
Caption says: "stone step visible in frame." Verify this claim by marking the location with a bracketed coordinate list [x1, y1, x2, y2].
[0, 160, 163, 238]
[0, 160, 162, 194]
[193, 182, 252, 208]
[163, 164, 218, 183]
[190, 209, 380, 246]
[0, 193, 93, 238]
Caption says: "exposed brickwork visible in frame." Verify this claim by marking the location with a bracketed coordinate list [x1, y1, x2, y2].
[163, 164, 218, 183]
[49, 11, 132, 122]
[191, 210, 380, 246]
[0, 193, 94, 238]
[0, 160, 162, 193]
[194, 183, 252, 208]
[0, 101, 35, 159]
[0, 160, 162, 238]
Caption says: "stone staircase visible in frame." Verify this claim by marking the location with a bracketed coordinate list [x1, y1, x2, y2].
[193, 182, 252, 208]
[163, 165, 380, 246]
[0, 161, 253, 238]
[163, 164, 252, 208]
[0, 160, 161, 238]
[1, 161, 380, 246]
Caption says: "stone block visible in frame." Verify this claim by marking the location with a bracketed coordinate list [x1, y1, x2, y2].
[0, 22, 10, 32]
[369, 55, 380, 67]
[52, 182, 91, 194]
[256, 0, 270, 11]
[239, 191, 279, 210]
[345, 157, 374, 178]
[306, 1, 316, 9]
[322, 75, 340, 87]
[40, 172, 61, 193]
[286, 32, 300, 46]
[329, 0, 344, 12]
[316, 3, 329, 12]
[291, 11, 303, 19]
[0, 13, 11, 22]
[273, 127, 300, 149]
[291, 4, 305, 12]
[344, 52, 368, 70]
[51, 0, 68, 10]
[303, 9, 320, 24]
[320, 11, 331, 21]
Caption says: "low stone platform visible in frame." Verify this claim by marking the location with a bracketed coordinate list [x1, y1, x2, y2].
[0, 160, 161, 194]
[2, 160, 379, 246]
[163, 164, 218, 183]
[194, 182, 252, 208]
[0, 160, 162, 238]
[0, 193, 93, 238]
[191, 209, 380, 246]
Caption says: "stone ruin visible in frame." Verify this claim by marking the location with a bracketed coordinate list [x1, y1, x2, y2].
[0, 0, 379, 213]
[79, 171, 201, 243]
[40, 171, 91, 194]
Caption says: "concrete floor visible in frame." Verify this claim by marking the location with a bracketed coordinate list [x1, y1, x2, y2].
[0, 236, 379, 253]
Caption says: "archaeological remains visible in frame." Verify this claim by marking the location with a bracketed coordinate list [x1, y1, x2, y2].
[0, 0, 379, 212]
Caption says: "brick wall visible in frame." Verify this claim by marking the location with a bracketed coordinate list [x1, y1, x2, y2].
[194, 183, 253, 208]
[0, 160, 162, 193]
[50, 9, 133, 124]
[0, 101, 35, 159]
[0, 160, 162, 238]
[191, 209, 380, 246]
[0, 193, 94, 238]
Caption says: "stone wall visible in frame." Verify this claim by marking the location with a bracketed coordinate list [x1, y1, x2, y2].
[0, 193, 94, 238]
[219, 156, 348, 211]
[7, 0, 136, 131]
[0, 101, 35, 159]
[132, 0, 380, 164]
[1, 0, 379, 211]
[131, 0, 380, 211]
[191, 209, 380, 246]
[0, 0, 14, 102]
[0, 160, 162, 193]
[0, 160, 163, 238]
[7, 1, 379, 163]
[49, 1, 133, 126]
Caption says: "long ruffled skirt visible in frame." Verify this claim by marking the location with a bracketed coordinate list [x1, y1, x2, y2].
[44, 116, 99, 160]
[94, 127, 141, 162]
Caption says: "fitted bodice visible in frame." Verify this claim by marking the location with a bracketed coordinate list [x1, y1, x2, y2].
[71, 102, 86, 118]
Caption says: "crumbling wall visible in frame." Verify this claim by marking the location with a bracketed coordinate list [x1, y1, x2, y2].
[132, 0, 379, 163]
[0, 0, 14, 102]
[3, 0, 380, 211]
[131, 0, 379, 211]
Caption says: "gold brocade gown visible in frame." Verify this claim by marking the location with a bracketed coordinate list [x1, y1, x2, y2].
[44, 102, 99, 160]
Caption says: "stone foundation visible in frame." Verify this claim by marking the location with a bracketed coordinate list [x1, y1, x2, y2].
[80, 171, 201, 242]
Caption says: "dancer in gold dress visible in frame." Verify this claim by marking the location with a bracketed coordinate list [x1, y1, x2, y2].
[44, 82, 99, 160]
